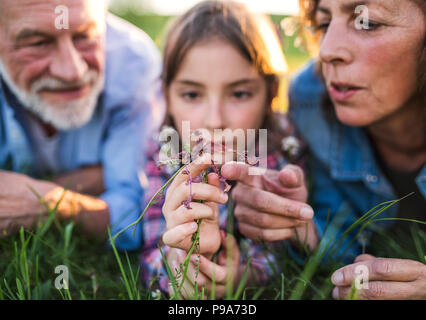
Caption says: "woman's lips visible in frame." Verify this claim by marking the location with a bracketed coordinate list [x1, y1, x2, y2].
[328, 82, 363, 102]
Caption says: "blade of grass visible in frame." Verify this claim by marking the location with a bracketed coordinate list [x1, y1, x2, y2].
[108, 229, 134, 300]
[233, 257, 251, 300]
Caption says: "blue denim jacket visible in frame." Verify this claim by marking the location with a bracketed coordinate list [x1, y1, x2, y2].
[0, 14, 164, 250]
[289, 60, 426, 263]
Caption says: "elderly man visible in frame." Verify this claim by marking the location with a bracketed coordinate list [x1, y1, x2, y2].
[0, 0, 163, 250]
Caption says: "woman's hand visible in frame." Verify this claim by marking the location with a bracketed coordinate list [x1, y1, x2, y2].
[221, 162, 317, 249]
[332, 254, 426, 300]
[162, 154, 228, 257]
[167, 231, 242, 299]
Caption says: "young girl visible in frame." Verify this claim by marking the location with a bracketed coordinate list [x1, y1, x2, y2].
[140, 0, 306, 299]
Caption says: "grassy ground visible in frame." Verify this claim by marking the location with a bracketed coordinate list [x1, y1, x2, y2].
[1, 13, 424, 301]
[1, 185, 424, 300]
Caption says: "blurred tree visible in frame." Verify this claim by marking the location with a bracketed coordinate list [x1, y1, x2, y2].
[108, 0, 155, 14]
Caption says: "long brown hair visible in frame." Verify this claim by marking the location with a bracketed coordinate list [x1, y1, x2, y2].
[160, 0, 296, 155]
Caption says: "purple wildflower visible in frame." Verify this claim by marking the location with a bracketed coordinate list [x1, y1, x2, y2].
[181, 164, 195, 209]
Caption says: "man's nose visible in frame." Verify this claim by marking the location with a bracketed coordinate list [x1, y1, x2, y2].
[49, 37, 88, 82]
[319, 20, 353, 65]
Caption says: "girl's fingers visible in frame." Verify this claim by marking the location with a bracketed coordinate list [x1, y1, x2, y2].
[207, 172, 221, 187]
[217, 231, 240, 266]
[166, 182, 228, 211]
[188, 257, 228, 299]
[162, 222, 198, 248]
[191, 254, 228, 284]
[167, 202, 216, 228]
[167, 153, 212, 195]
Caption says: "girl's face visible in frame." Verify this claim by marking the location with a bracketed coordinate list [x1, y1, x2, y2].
[316, 0, 425, 127]
[168, 38, 268, 162]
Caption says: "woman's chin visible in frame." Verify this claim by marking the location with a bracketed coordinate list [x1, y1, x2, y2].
[335, 105, 374, 127]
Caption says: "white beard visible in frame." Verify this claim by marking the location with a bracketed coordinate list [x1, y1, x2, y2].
[0, 59, 105, 131]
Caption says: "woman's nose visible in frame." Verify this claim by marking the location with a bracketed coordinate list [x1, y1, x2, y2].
[319, 20, 353, 65]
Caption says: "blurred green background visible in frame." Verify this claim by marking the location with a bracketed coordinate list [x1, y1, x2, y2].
[108, 10, 311, 75]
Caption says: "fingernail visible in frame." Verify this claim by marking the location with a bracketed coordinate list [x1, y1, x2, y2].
[222, 193, 229, 203]
[332, 287, 339, 300]
[190, 255, 198, 263]
[300, 207, 314, 220]
[190, 222, 198, 231]
[332, 271, 343, 285]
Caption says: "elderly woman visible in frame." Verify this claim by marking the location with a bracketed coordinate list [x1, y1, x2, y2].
[289, 0, 426, 299]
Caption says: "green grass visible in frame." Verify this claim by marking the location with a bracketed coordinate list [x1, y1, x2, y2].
[1, 184, 424, 300]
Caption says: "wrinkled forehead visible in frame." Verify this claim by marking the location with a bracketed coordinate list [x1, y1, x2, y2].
[0, 0, 106, 36]
[317, 0, 404, 15]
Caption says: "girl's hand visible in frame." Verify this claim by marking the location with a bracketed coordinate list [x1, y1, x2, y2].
[168, 231, 242, 299]
[162, 153, 228, 257]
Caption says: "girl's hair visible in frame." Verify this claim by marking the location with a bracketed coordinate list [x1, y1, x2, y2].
[161, 0, 295, 156]
[298, 0, 426, 101]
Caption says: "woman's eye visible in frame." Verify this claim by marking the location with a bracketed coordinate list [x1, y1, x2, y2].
[353, 15, 383, 32]
[363, 21, 382, 31]
[315, 21, 330, 32]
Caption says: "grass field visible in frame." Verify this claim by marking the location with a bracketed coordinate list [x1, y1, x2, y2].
[1, 184, 424, 300]
[1, 12, 424, 301]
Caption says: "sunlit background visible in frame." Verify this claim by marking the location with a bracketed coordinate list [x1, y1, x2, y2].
[107, 0, 311, 111]
[107, 0, 300, 15]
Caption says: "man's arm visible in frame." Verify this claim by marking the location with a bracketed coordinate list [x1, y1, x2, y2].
[0, 170, 109, 238]
[52, 164, 105, 196]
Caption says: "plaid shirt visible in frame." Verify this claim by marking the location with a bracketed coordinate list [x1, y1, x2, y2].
[139, 115, 306, 295]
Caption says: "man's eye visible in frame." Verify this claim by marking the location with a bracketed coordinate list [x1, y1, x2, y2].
[29, 40, 52, 47]
[73, 34, 90, 41]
